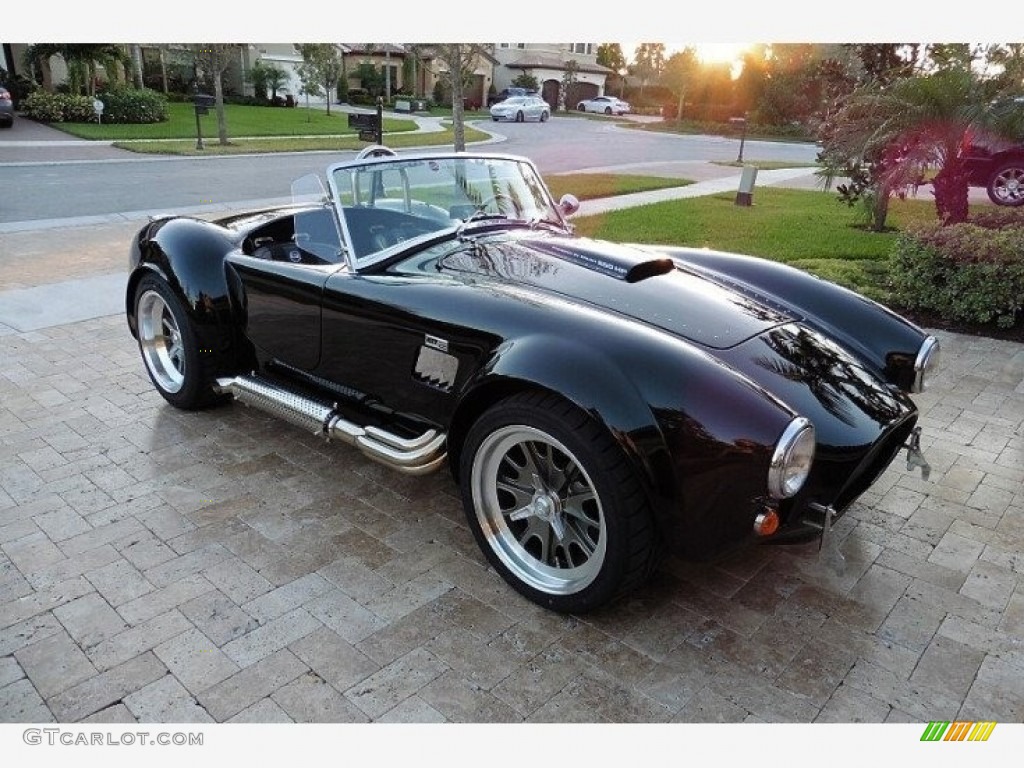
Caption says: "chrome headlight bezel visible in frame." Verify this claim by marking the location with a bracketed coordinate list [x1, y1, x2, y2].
[912, 336, 941, 393]
[768, 417, 816, 499]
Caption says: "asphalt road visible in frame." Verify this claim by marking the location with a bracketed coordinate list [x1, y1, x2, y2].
[0, 113, 820, 225]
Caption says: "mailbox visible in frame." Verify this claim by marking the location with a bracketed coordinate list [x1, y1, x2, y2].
[348, 111, 382, 144]
[193, 93, 215, 115]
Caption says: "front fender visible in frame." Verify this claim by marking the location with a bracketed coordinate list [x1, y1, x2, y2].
[451, 325, 797, 553]
[451, 331, 677, 530]
[646, 245, 930, 391]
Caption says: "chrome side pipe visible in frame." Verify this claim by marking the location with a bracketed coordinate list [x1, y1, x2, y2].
[214, 375, 447, 475]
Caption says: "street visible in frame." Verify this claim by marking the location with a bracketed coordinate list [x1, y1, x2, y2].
[0, 113, 820, 226]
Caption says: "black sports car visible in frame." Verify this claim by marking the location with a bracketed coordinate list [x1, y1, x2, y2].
[126, 146, 939, 613]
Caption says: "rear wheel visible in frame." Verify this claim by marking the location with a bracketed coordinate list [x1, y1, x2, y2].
[987, 160, 1024, 206]
[515, 111, 524, 123]
[604, 106, 612, 115]
[134, 274, 221, 410]
[460, 391, 658, 613]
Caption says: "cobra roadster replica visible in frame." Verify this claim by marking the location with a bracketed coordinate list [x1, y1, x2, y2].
[126, 147, 938, 613]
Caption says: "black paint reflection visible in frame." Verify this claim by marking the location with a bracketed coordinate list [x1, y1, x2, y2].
[754, 326, 904, 428]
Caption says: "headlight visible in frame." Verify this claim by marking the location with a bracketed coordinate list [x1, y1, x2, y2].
[912, 336, 941, 393]
[768, 417, 815, 499]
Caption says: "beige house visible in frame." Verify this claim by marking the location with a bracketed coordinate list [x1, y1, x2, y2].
[4, 42, 609, 111]
[492, 43, 613, 109]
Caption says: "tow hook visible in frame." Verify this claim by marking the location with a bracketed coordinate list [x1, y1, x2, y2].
[904, 426, 931, 480]
[808, 502, 846, 574]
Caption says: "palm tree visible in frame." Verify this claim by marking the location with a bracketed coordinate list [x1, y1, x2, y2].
[819, 67, 1018, 226]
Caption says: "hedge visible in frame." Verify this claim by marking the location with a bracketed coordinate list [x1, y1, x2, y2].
[21, 87, 167, 124]
[890, 213, 1024, 329]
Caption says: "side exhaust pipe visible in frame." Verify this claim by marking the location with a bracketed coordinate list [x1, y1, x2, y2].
[214, 375, 446, 476]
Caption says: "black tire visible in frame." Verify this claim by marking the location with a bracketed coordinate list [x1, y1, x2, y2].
[133, 273, 221, 410]
[515, 111, 524, 123]
[986, 160, 1024, 206]
[604, 106, 612, 115]
[540, 111, 549, 123]
[460, 390, 658, 613]
[577, 103, 586, 112]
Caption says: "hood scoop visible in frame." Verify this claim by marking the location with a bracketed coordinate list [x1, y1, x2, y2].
[521, 238, 674, 282]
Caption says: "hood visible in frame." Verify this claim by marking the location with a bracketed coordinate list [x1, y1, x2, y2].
[438, 233, 796, 349]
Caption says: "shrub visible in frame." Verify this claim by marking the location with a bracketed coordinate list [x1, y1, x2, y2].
[21, 90, 65, 122]
[97, 87, 168, 123]
[890, 220, 1024, 328]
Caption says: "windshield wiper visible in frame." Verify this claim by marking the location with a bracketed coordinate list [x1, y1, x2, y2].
[455, 211, 513, 239]
[528, 216, 566, 232]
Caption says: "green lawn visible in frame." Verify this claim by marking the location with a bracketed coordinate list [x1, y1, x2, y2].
[51, 102, 418, 140]
[571, 187, 940, 301]
[546, 173, 692, 201]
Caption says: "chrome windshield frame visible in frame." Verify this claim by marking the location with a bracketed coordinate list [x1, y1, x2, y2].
[323, 150, 567, 272]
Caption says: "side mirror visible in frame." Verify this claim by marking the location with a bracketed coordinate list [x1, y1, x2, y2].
[558, 194, 580, 217]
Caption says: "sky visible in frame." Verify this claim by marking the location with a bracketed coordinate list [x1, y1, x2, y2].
[7, 0, 1006, 46]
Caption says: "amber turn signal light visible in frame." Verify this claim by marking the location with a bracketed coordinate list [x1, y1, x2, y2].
[754, 510, 780, 537]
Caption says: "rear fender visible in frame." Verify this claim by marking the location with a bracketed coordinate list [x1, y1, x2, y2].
[126, 217, 251, 371]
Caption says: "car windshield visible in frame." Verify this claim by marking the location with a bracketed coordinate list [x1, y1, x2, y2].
[327, 154, 563, 266]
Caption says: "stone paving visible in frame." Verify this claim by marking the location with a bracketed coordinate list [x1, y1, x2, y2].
[0, 130, 1022, 722]
[1, 289, 1022, 724]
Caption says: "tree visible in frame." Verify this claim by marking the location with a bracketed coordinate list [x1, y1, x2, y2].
[511, 72, 539, 91]
[662, 47, 699, 121]
[986, 43, 1024, 90]
[191, 44, 237, 146]
[246, 60, 287, 103]
[559, 59, 579, 112]
[23, 44, 129, 95]
[295, 44, 343, 114]
[431, 44, 490, 152]
[596, 43, 626, 73]
[818, 67, 1013, 227]
[632, 43, 665, 95]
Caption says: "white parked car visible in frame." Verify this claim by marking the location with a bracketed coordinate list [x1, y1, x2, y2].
[490, 95, 550, 123]
[577, 96, 631, 115]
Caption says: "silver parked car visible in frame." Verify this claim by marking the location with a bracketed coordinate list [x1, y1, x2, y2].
[490, 95, 550, 123]
[576, 95, 631, 115]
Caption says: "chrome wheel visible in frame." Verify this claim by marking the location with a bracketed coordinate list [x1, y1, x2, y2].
[988, 163, 1024, 206]
[137, 289, 185, 394]
[470, 424, 606, 595]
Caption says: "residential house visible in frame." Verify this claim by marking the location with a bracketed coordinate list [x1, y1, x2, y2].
[492, 43, 613, 110]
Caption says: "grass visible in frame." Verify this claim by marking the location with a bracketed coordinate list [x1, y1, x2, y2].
[111, 125, 493, 156]
[545, 173, 692, 201]
[50, 102, 418, 141]
[571, 187, 940, 301]
[711, 160, 820, 171]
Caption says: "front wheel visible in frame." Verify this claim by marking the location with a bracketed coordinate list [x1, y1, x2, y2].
[540, 111, 549, 123]
[134, 274, 221, 410]
[460, 391, 658, 613]
[987, 160, 1024, 206]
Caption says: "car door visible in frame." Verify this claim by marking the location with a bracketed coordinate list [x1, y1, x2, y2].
[227, 176, 347, 372]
